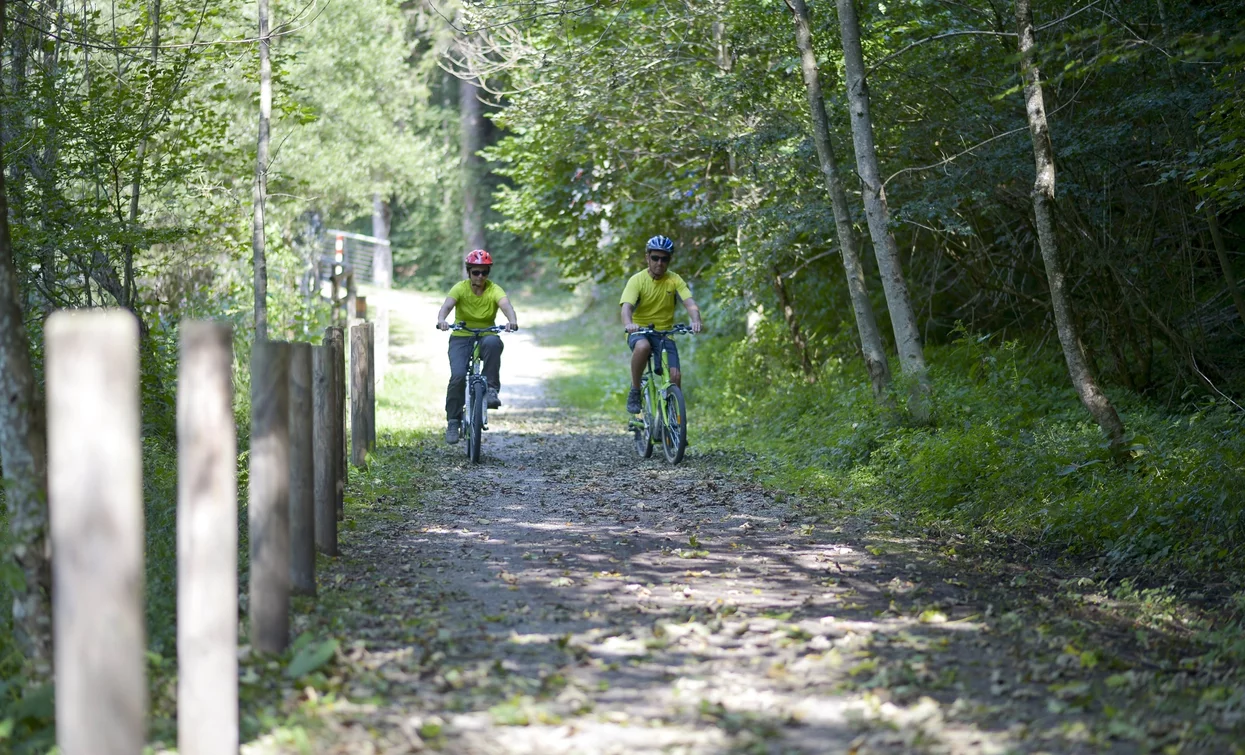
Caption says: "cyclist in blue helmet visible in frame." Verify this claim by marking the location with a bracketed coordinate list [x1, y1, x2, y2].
[620, 235, 703, 414]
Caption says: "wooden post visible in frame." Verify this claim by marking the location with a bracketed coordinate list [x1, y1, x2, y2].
[366, 321, 376, 449]
[249, 340, 291, 653]
[345, 271, 357, 328]
[356, 294, 368, 321]
[375, 304, 389, 390]
[313, 343, 338, 556]
[288, 343, 315, 597]
[326, 326, 347, 519]
[330, 270, 341, 326]
[350, 322, 374, 467]
[176, 321, 238, 755]
[47, 310, 145, 754]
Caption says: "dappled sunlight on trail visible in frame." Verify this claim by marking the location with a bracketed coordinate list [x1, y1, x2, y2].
[239, 290, 1223, 754]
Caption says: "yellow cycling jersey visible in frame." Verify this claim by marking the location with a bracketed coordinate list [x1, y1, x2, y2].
[447, 279, 507, 335]
[619, 270, 692, 332]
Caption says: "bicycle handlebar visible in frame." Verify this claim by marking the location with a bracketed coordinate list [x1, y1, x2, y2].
[629, 324, 695, 336]
[444, 323, 510, 334]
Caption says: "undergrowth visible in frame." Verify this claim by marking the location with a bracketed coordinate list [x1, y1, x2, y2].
[696, 321, 1245, 587]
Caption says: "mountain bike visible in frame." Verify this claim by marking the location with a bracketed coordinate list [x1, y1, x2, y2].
[450, 324, 507, 463]
[627, 324, 693, 464]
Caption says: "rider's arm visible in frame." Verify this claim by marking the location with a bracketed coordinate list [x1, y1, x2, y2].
[436, 296, 456, 330]
[621, 302, 639, 332]
[498, 297, 519, 331]
[682, 297, 703, 333]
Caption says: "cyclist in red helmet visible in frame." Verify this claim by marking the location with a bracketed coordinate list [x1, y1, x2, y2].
[436, 249, 519, 443]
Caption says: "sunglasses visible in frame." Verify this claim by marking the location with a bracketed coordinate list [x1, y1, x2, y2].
[648, 254, 671, 263]
[469, 268, 491, 277]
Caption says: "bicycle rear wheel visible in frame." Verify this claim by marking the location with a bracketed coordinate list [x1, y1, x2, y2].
[635, 379, 655, 458]
[467, 382, 484, 463]
[661, 385, 687, 464]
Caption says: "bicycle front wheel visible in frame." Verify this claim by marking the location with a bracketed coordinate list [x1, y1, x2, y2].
[467, 383, 484, 463]
[635, 380, 655, 458]
[661, 385, 687, 464]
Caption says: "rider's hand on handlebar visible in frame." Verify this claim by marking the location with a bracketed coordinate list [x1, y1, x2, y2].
[436, 319, 450, 331]
[505, 322, 519, 332]
[691, 321, 703, 334]
[624, 322, 639, 333]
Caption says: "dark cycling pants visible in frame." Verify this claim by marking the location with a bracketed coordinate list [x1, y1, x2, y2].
[627, 332, 680, 372]
[446, 335, 503, 421]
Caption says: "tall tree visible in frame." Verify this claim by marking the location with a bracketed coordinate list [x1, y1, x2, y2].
[787, 0, 891, 398]
[252, 0, 272, 341]
[459, 70, 487, 254]
[1014, 0, 1125, 449]
[835, 0, 930, 416]
[0, 0, 52, 678]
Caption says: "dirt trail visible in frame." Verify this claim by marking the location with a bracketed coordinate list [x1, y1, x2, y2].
[249, 290, 1227, 754]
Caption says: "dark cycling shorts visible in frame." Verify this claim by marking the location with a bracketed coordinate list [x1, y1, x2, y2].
[628, 332, 680, 371]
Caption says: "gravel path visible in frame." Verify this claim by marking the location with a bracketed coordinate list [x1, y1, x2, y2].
[243, 289, 1234, 754]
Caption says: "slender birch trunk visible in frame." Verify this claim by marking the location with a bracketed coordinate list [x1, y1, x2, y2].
[121, 0, 160, 309]
[835, 0, 930, 415]
[252, 0, 272, 342]
[787, 0, 891, 398]
[772, 266, 816, 380]
[1014, 0, 1126, 449]
[0, 0, 52, 677]
[459, 67, 487, 254]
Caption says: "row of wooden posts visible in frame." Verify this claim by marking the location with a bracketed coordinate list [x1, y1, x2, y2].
[46, 309, 379, 755]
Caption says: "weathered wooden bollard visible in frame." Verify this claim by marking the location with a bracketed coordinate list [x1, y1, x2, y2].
[326, 326, 347, 519]
[350, 322, 375, 467]
[249, 340, 291, 653]
[289, 343, 316, 597]
[47, 310, 145, 754]
[176, 321, 238, 755]
[313, 343, 339, 555]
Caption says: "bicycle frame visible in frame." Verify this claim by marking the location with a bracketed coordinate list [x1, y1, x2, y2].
[451, 324, 505, 463]
[628, 325, 692, 463]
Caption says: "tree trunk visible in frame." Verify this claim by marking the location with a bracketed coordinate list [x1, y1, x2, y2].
[1205, 205, 1245, 330]
[787, 0, 891, 399]
[835, 0, 930, 417]
[252, 0, 272, 342]
[459, 70, 487, 255]
[0, 0, 52, 678]
[372, 192, 391, 242]
[1014, 0, 1126, 450]
[772, 266, 816, 380]
[121, 0, 160, 310]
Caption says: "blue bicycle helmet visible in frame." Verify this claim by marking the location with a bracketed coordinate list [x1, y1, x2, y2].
[645, 235, 674, 253]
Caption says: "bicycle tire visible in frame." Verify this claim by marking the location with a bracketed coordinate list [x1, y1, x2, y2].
[635, 379, 655, 458]
[661, 385, 687, 464]
[468, 382, 484, 463]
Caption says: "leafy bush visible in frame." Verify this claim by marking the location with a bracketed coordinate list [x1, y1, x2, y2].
[697, 329, 1245, 582]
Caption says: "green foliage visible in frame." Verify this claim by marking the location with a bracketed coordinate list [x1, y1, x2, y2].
[695, 328, 1245, 580]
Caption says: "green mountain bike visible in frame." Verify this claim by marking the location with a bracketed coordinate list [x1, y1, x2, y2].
[627, 324, 693, 464]
[451, 324, 506, 463]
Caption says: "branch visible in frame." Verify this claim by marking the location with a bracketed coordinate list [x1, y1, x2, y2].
[866, 0, 1107, 77]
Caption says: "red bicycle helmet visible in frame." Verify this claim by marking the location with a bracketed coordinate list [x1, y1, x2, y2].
[465, 249, 493, 265]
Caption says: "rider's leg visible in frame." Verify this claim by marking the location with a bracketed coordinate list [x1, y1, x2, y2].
[479, 335, 504, 392]
[446, 336, 473, 421]
[629, 338, 652, 389]
[665, 340, 682, 387]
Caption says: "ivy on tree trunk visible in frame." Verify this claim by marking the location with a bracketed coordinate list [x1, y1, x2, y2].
[0, 0, 52, 679]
